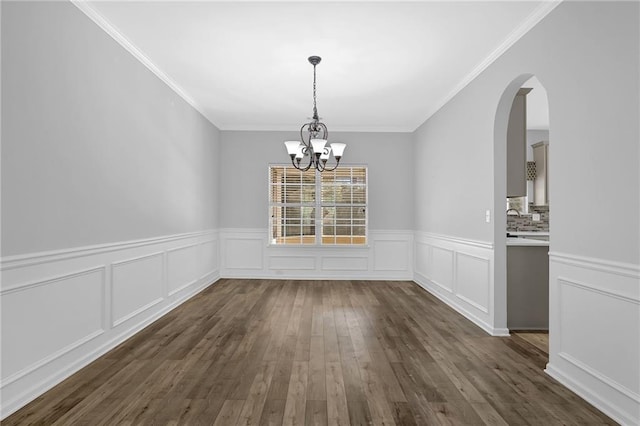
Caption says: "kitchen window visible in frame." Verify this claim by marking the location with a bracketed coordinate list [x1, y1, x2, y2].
[269, 165, 367, 245]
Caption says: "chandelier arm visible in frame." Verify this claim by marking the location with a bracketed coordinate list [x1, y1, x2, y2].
[293, 145, 314, 172]
[319, 122, 328, 141]
[320, 158, 340, 172]
[301, 159, 314, 172]
[291, 154, 314, 172]
[300, 123, 311, 148]
[292, 139, 315, 172]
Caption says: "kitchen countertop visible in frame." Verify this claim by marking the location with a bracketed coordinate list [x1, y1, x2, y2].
[506, 231, 549, 246]
[507, 237, 549, 246]
[508, 231, 549, 237]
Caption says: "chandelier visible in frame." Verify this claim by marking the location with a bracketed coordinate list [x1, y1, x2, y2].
[284, 56, 346, 172]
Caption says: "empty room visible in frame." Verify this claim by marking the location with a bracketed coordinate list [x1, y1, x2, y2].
[1, 0, 639, 424]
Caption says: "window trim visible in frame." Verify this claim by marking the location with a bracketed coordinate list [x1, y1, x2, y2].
[267, 164, 369, 248]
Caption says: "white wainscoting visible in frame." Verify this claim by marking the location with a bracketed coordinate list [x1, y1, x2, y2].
[0, 230, 220, 420]
[413, 232, 502, 336]
[546, 252, 640, 426]
[220, 229, 413, 280]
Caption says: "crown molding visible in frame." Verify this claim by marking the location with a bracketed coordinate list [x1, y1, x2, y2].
[70, 0, 219, 129]
[414, 1, 563, 131]
[219, 123, 414, 133]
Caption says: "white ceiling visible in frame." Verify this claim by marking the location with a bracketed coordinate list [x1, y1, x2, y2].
[81, 1, 556, 132]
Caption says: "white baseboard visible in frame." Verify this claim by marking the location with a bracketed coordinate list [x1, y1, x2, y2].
[546, 363, 637, 426]
[0, 231, 220, 420]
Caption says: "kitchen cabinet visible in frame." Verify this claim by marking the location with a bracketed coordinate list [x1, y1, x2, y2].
[507, 88, 532, 197]
[507, 245, 549, 330]
[533, 141, 549, 205]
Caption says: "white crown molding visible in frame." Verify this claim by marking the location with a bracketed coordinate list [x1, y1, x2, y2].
[414, 0, 563, 130]
[70, 0, 219, 129]
[219, 123, 415, 133]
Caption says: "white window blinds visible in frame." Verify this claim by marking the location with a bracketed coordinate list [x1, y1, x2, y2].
[269, 166, 367, 245]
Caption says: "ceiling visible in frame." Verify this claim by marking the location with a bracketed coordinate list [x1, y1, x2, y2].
[81, 1, 556, 132]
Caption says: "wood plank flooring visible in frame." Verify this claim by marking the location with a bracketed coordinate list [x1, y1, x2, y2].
[513, 332, 549, 355]
[4, 279, 614, 425]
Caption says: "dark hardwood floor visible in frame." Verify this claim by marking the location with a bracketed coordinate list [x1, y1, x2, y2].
[4, 279, 614, 425]
[512, 332, 549, 356]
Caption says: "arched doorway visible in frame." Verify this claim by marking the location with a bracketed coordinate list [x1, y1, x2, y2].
[494, 74, 551, 360]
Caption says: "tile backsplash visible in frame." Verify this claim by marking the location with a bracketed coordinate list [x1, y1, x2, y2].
[507, 204, 549, 232]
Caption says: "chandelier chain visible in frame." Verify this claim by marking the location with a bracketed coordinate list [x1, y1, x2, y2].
[312, 64, 318, 120]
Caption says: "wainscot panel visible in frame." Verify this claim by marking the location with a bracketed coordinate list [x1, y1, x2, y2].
[167, 244, 201, 296]
[373, 239, 410, 271]
[414, 240, 430, 278]
[219, 229, 413, 280]
[430, 246, 455, 293]
[321, 256, 369, 272]
[201, 240, 219, 277]
[413, 232, 498, 336]
[268, 255, 316, 271]
[111, 252, 164, 327]
[1, 267, 105, 385]
[224, 234, 264, 271]
[455, 252, 490, 314]
[0, 230, 220, 420]
[547, 252, 640, 426]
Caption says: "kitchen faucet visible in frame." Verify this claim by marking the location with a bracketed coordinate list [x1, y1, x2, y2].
[506, 208, 521, 217]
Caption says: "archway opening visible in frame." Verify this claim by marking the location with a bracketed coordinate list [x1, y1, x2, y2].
[494, 74, 551, 361]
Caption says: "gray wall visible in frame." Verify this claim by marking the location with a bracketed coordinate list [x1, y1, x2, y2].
[413, 1, 639, 264]
[1, 1, 220, 256]
[220, 131, 414, 230]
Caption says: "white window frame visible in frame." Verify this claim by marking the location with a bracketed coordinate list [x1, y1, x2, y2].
[268, 164, 368, 247]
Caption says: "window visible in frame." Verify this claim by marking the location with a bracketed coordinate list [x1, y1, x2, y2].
[269, 165, 367, 245]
